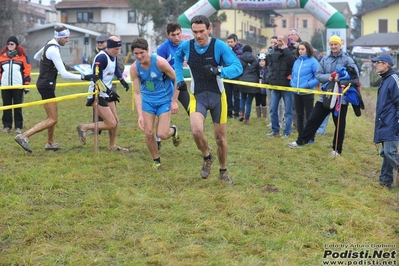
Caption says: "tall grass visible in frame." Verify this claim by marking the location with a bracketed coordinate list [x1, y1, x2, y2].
[0, 78, 398, 265]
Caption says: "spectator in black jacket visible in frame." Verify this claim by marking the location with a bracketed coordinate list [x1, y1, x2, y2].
[225, 34, 242, 118]
[266, 35, 296, 138]
[237, 45, 259, 124]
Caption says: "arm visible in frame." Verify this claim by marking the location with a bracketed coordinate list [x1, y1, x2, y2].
[46, 46, 82, 80]
[174, 42, 188, 83]
[307, 59, 320, 88]
[315, 58, 331, 84]
[130, 63, 144, 131]
[157, 56, 179, 114]
[22, 55, 31, 85]
[33, 47, 43, 61]
[215, 40, 243, 79]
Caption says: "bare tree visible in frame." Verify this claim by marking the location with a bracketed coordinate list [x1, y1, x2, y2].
[0, 0, 25, 45]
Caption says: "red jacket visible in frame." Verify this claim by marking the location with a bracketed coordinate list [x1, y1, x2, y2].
[0, 52, 31, 86]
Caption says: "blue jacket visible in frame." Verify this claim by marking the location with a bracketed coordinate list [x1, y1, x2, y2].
[290, 55, 319, 94]
[373, 69, 399, 143]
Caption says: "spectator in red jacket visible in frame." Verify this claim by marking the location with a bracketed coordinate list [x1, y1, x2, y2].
[0, 36, 31, 134]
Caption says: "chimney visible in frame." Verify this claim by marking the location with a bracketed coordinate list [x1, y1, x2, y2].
[50, 0, 55, 10]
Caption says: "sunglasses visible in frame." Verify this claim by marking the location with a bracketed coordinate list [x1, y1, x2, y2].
[7, 43, 16, 46]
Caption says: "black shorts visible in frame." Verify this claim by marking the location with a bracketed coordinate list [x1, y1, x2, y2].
[86, 97, 109, 107]
[37, 85, 56, 100]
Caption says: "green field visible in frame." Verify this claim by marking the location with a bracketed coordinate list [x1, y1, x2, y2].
[0, 79, 398, 265]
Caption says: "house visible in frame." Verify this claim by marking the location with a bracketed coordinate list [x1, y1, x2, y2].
[354, 0, 399, 36]
[218, 10, 270, 52]
[54, 0, 156, 58]
[270, 2, 352, 45]
[18, 0, 59, 27]
[26, 22, 101, 67]
[352, 0, 399, 50]
[352, 0, 399, 70]
[219, 2, 351, 52]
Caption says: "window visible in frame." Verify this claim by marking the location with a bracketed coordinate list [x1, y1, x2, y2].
[303, 19, 308, 28]
[378, 19, 387, 33]
[282, 19, 286, 28]
[128, 11, 136, 23]
[77, 12, 93, 23]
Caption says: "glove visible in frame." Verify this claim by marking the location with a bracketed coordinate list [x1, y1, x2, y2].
[106, 89, 120, 102]
[82, 74, 99, 82]
[120, 78, 129, 91]
[396, 118, 399, 136]
[177, 81, 187, 91]
[203, 64, 220, 76]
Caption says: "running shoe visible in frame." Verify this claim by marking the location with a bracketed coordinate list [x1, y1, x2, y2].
[15, 134, 32, 153]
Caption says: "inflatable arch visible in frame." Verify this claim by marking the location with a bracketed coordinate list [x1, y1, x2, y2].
[177, 0, 348, 51]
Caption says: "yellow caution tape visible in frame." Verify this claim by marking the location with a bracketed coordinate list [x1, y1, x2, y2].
[0, 92, 96, 111]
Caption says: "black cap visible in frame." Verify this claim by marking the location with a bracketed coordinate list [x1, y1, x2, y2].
[96, 34, 109, 42]
[7, 36, 19, 46]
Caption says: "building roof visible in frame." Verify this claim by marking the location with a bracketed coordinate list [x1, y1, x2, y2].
[26, 22, 101, 37]
[355, 0, 398, 17]
[55, 0, 129, 9]
[350, 33, 399, 47]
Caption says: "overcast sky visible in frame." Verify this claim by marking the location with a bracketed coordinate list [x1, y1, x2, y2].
[328, 0, 360, 13]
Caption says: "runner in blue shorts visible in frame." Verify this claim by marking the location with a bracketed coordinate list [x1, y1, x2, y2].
[130, 37, 181, 170]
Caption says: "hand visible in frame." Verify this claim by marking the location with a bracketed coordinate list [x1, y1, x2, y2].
[177, 81, 187, 91]
[120, 78, 129, 91]
[106, 89, 120, 102]
[82, 74, 99, 82]
[203, 64, 220, 76]
[171, 100, 179, 114]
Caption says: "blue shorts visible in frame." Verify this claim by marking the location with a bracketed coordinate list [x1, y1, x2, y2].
[189, 91, 227, 124]
[142, 99, 171, 116]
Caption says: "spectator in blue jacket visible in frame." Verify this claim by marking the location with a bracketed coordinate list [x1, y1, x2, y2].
[372, 53, 399, 188]
[290, 42, 319, 138]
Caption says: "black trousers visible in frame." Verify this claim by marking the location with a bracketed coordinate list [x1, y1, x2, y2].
[294, 94, 314, 136]
[224, 82, 239, 116]
[297, 101, 348, 154]
[2, 89, 24, 129]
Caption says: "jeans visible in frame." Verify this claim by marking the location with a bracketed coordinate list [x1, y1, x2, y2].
[224, 82, 240, 116]
[297, 101, 348, 154]
[379, 141, 399, 187]
[317, 114, 330, 135]
[270, 90, 293, 136]
[240, 93, 256, 119]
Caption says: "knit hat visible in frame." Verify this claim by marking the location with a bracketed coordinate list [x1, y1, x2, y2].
[242, 45, 252, 53]
[7, 36, 19, 46]
[328, 35, 341, 46]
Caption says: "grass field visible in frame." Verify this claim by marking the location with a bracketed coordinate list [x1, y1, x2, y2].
[0, 78, 398, 265]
